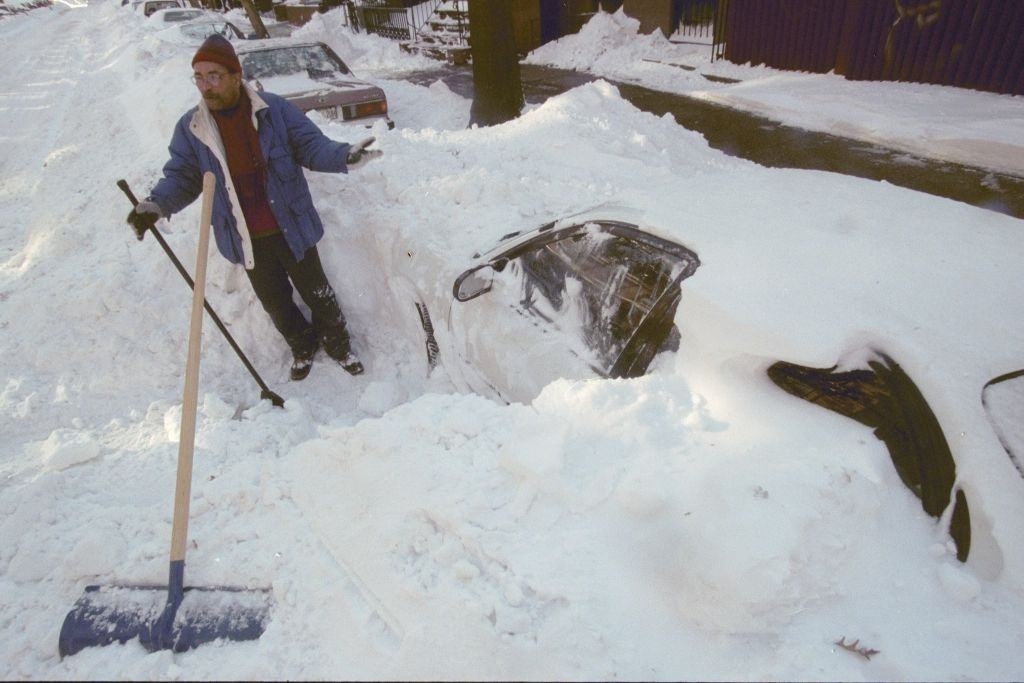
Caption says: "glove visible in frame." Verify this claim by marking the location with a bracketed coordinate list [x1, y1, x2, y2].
[126, 199, 162, 241]
[346, 136, 381, 169]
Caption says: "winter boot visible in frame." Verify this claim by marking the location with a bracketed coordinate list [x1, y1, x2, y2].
[289, 328, 320, 381]
[323, 326, 364, 376]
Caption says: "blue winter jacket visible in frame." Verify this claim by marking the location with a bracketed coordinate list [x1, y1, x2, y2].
[149, 85, 351, 269]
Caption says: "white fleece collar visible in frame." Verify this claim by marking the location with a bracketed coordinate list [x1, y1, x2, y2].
[187, 82, 267, 270]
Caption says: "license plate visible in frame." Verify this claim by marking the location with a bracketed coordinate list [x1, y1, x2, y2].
[316, 106, 341, 120]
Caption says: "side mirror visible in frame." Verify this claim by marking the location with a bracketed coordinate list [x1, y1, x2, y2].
[453, 264, 495, 302]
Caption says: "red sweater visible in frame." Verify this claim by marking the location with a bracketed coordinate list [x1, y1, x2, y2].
[212, 92, 279, 237]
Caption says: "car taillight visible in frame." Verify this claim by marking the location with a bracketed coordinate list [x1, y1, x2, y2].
[344, 100, 387, 120]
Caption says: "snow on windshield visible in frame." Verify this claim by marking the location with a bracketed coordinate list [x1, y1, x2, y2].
[240, 45, 350, 80]
[172, 21, 237, 42]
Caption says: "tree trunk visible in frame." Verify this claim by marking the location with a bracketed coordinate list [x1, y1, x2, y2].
[239, 0, 270, 39]
[469, 1, 524, 127]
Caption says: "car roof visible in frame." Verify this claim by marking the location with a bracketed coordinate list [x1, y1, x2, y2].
[173, 18, 235, 26]
[235, 39, 326, 54]
[473, 203, 659, 261]
[149, 7, 204, 19]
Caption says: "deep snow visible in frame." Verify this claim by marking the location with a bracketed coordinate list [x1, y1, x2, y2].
[1, 3, 1023, 681]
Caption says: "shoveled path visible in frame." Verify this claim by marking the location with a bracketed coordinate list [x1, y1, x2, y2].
[404, 64, 1024, 221]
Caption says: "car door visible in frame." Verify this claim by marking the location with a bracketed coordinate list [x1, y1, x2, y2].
[447, 220, 700, 403]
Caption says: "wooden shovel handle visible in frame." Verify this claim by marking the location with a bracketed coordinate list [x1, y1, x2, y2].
[169, 172, 216, 564]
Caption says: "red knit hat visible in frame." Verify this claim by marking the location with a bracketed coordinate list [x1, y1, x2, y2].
[192, 34, 241, 74]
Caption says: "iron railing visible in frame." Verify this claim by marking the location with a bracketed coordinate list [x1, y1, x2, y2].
[345, 0, 443, 40]
[711, 0, 729, 61]
[674, 0, 717, 41]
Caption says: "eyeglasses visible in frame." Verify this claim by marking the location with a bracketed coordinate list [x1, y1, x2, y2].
[191, 71, 231, 86]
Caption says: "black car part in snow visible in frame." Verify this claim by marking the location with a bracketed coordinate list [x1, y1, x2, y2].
[768, 351, 972, 562]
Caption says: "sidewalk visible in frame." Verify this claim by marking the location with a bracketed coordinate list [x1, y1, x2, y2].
[406, 63, 1024, 220]
[608, 74, 1024, 221]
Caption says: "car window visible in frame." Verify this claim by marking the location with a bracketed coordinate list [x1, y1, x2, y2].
[486, 221, 699, 378]
[180, 21, 239, 41]
[768, 353, 971, 561]
[146, 1, 179, 14]
[239, 45, 352, 81]
[983, 369, 1024, 479]
[162, 9, 201, 21]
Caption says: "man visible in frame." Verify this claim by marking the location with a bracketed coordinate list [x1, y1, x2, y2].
[128, 34, 377, 381]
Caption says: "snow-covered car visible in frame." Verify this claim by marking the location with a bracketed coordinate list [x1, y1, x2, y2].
[444, 207, 700, 402]
[381, 199, 1023, 570]
[134, 0, 185, 15]
[154, 18, 248, 45]
[130, 0, 187, 16]
[382, 203, 704, 405]
[145, 7, 211, 26]
[236, 39, 394, 129]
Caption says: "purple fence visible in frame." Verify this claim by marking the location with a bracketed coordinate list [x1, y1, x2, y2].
[717, 0, 1023, 96]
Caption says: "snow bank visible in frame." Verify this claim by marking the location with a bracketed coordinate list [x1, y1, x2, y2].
[292, 8, 437, 77]
[2, 3, 1024, 681]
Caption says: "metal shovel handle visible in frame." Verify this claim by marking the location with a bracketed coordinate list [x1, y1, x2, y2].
[117, 179, 284, 408]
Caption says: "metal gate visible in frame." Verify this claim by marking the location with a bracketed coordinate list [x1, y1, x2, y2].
[347, 3, 414, 40]
[674, 0, 718, 41]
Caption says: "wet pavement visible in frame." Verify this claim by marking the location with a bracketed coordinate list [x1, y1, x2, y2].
[405, 64, 1024, 220]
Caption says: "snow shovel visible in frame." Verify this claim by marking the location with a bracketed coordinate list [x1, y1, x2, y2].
[59, 172, 273, 658]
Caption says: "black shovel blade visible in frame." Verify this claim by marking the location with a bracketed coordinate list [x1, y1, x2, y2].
[59, 584, 272, 658]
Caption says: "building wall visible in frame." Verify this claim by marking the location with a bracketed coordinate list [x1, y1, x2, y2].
[622, 0, 673, 37]
[720, 0, 1023, 96]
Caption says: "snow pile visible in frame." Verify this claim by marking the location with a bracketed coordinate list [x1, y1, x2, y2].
[292, 8, 436, 77]
[526, 9, 669, 73]
[525, 8, 764, 86]
[526, 9, 1024, 176]
[1, 3, 1024, 681]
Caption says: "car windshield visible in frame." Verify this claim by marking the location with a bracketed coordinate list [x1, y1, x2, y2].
[145, 1, 178, 14]
[239, 45, 351, 81]
[179, 21, 238, 40]
[161, 9, 202, 21]
[491, 222, 699, 376]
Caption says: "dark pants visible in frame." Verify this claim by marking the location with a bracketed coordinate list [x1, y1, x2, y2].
[246, 233, 350, 356]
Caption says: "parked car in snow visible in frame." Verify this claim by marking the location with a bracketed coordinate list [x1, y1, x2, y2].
[388, 205, 699, 404]
[145, 7, 212, 26]
[154, 19, 249, 45]
[236, 39, 394, 129]
[381, 201, 1023, 569]
[130, 0, 188, 16]
[448, 209, 700, 402]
